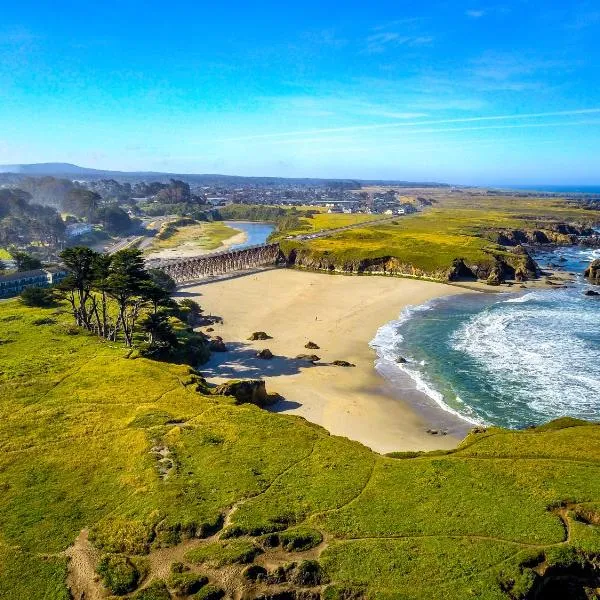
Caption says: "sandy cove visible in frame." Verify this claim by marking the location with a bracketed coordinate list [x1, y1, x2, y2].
[178, 269, 478, 454]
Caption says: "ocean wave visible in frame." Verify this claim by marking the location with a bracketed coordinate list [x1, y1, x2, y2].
[503, 292, 539, 304]
[451, 299, 600, 423]
[370, 301, 484, 427]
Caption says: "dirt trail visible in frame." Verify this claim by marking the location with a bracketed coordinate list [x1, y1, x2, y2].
[66, 529, 105, 600]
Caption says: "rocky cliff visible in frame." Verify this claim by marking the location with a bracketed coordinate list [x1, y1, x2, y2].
[484, 224, 594, 247]
[284, 244, 539, 284]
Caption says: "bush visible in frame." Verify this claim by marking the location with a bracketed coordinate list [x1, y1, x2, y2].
[280, 527, 323, 552]
[170, 561, 188, 574]
[193, 584, 224, 600]
[32, 317, 56, 326]
[167, 572, 208, 595]
[242, 564, 267, 582]
[131, 580, 171, 600]
[185, 539, 262, 567]
[20, 286, 55, 307]
[290, 560, 327, 586]
[97, 554, 140, 595]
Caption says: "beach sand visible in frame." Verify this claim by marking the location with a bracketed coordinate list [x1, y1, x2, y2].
[178, 269, 479, 454]
[145, 228, 248, 261]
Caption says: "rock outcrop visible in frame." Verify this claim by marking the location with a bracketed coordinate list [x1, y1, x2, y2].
[332, 360, 356, 367]
[212, 380, 273, 407]
[584, 259, 600, 284]
[256, 348, 274, 359]
[296, 354, 320, 363]
[485, 224, 595, 247]
[209, 336, 227, 352]
[248, 331, 272, 341]
[304, 341, 320, 349]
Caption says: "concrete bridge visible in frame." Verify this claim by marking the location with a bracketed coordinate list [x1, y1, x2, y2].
[147, 243, 284, 283]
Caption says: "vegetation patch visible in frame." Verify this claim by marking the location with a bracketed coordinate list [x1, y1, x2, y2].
[97, 553, 144, 595]
[167, 571, 208, 595]
[192, 584, 225, 600]
[131, 579, 172, 600]
[185, 539, 262, 567]
[280, 527, 323, 552]
[2, 299, 600, 599]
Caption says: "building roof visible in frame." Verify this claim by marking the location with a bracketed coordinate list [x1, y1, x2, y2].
[0, 269, 47, 283]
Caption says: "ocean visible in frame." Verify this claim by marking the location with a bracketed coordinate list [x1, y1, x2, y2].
[370, 246, 600, 429]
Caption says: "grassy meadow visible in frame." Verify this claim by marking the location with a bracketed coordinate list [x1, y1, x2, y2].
[1, 298, 600, 598]
[275, 195, 599, 277]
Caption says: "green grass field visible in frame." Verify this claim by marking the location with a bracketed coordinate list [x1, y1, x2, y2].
[275, 196, 599, 279]
[1, 299, 600, 598]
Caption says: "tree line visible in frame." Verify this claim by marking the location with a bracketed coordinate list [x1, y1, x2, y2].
[57, 246, 209, 362]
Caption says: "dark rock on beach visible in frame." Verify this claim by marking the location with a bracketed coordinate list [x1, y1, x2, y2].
[257, 348, 274, 359]
[332, 360, 356, 367]
[209, 336, 227, 352]
[296, 354, 321, 363]
[249, 331, 272, 340]
[584, 290, 600, 297]
[304, 341, 320, 349]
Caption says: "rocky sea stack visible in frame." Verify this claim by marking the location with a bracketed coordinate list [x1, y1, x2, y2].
[584, 259, 600, 284]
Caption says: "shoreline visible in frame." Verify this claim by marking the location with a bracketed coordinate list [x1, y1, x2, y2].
[178, 269, 485, 454]
[144, 225, 248, 261]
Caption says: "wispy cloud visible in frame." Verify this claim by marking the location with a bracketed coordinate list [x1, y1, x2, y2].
[220, 108, 600, 142]
[466, 9, 486, 18]
[363, 32, 433, 54]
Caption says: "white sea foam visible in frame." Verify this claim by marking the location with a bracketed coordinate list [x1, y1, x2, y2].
[370, 301, 484, 426]
[451, 297, 600, 423]
[503, 292, 539, 304]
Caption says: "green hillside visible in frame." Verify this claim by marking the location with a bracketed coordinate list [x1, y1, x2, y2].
[276, 196, 599, 280]
[1, 299, 599, 599]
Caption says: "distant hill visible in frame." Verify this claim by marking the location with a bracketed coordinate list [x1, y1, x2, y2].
[0, 163, 110, 176]
[0, 162, 449, 188]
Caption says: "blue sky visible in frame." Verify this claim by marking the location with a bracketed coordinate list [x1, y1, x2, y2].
[1, 1, 599, 184]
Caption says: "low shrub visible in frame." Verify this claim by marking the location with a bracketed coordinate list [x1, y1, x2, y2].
[170, 561, 188, 574]
[290, 560, 327, 586]
[131, 580, 171, 600]
[193, 584, 225, 600]
[242, 564, 267, 582]
[32, 316, 56, 326]
[97, 554, 141, 595]
[185, 539, 262, 567]
[280, 527, 323, 552]
[167, 572, 208, 595]
[20, 286, 56, 307]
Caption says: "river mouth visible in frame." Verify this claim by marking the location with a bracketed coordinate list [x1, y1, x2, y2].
[224, 221, 275, 250]
[371, 246, 600, 429]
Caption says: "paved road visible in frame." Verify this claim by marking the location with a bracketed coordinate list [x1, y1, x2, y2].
[287, 214, 399, 242]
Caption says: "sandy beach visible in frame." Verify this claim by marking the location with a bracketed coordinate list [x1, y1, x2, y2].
[145, 227, 248, 261]
[178, 269, 479, 454]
